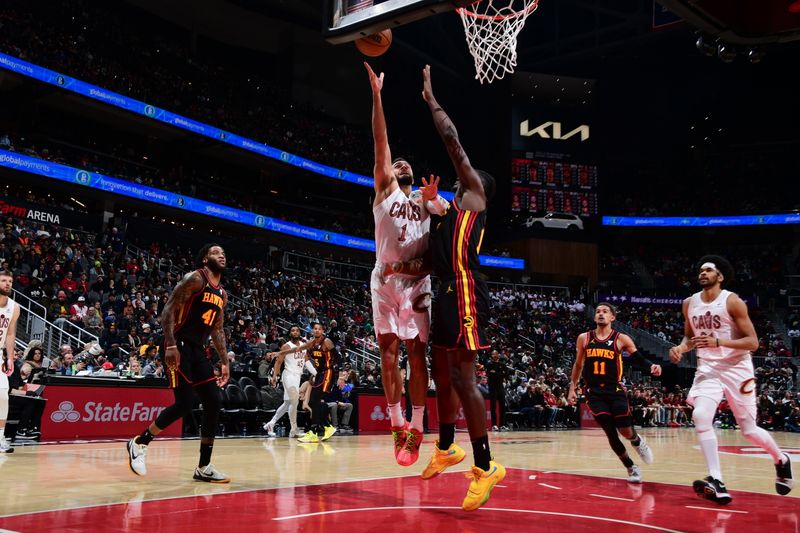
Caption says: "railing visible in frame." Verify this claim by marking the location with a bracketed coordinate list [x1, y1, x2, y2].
[124, 243, 247, 309]
[22, 311, 99, 358]
[613, 321, 694, 366]
[12, 290, 48, 352]
[282, 251, 372, 283]
[487, 281, 570, 298]
[12, 289, 47, 322]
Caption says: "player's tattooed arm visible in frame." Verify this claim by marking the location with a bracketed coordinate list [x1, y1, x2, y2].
[211, 292, 230, 387]
[210, 292, 228, 364]
[161, 271, 205, 347]
[422, 65, 485, 211]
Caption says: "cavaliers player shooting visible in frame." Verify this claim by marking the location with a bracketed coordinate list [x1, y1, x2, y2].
[364, 61, 449, 467]
[126, 244, 231, 483]
[670, 255, 793, 504]
[568, 303, 660, 483]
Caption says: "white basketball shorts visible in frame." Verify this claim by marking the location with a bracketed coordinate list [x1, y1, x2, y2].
[687, 356, 757, 417]
[370, 267, 431, 343]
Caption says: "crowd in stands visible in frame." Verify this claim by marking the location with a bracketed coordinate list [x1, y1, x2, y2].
[605, 151, 799, 216]
[3, 207, 797, 440]
[0, 0, 379, 176]
[599, 244, 793, 298]
[2, 132, 374, 239]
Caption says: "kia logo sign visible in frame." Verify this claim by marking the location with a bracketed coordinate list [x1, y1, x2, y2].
[519, 120, 590, 142]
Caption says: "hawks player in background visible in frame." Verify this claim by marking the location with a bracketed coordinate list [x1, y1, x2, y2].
[270, 322, 337, 444]
[0, 271, 21, 454]
[568, 303, 660, 483]
[127, 244, 231, 483]
[364, 61, 449, 467]
[670, 255, 793, 504]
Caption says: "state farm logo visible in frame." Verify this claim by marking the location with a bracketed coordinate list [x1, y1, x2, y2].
[370, 406, 387, 421]
[51, 401, 81, 423]
[50, 400, 166, 423]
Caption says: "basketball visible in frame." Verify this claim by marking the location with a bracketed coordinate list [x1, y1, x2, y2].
[355, 29, 392, 57]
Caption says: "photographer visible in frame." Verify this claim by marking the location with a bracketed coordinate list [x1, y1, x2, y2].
[8, 357, 46, 441]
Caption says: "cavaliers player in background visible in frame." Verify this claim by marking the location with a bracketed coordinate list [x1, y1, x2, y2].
[263, 325, 312, 439]
[670, 255, 793, 504]
[364, 61, 449, 467]
[0, 271, 20, 454]
[127, 244, 231, 483]
[568, 303, 661, 483]
[270, 322, 337, 443]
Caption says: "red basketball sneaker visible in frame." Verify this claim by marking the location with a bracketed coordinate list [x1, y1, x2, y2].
[396, 428, 423, 467]
[391, 422, 409, 461]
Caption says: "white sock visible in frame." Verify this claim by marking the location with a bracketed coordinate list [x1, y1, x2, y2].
[410, 405, 425, 432]
[739, 417, 784, 463]
[388, 403, 404, 428]
[698, 430, 723, 481]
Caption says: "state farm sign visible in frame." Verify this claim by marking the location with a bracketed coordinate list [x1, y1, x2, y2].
[50, 400, 166, 423]
[41, 385, 181, 440]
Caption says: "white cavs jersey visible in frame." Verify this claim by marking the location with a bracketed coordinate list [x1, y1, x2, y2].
[687, 289, 750, 363]
[0, 296, 16, 387]
[374, 187, 433, 265]
[283, 340, 306, 377]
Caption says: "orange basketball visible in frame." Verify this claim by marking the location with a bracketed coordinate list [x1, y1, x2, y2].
[355, 29, 392, 57]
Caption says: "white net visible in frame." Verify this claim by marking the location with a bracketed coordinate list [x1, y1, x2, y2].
[457, 0, 540, 84]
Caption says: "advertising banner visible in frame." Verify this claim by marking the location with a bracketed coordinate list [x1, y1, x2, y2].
[356, 393, 493, 432]
[41, 385, 182, 440]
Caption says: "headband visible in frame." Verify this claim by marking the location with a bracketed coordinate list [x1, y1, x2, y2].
[701, 262, 720, 274]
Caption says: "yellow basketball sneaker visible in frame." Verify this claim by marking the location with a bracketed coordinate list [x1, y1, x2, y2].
[420, 441, 466, 480]
[462, 461, 506, 511]
[321, 425, 337, 442]
[298, 432, 319, 444]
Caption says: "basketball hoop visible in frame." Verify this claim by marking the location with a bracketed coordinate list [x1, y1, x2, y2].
[456, 0, 540, 84]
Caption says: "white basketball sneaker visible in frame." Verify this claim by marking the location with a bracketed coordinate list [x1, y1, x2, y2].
[633, 435, 654, 465]
[126, 437, 147, 476]
[627, 465, 642, 483]
[0, 436, 14, 454]
[193, 463, 231, 483]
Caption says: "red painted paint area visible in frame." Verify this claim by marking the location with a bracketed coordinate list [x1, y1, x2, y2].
[1, 469, 797, 532]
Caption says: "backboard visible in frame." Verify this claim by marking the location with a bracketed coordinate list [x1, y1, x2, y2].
[324, 0, 472, 44]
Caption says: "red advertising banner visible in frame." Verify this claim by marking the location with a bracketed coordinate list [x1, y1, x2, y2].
[579, 402, 600, 429]
[357, 394, 493, 433]
[41, 386, 182, 440]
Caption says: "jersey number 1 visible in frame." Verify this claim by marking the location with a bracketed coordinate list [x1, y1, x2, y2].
[593, 361, 606, 375]
[202, 309, 217, 326]
[398, 223, 407, 242]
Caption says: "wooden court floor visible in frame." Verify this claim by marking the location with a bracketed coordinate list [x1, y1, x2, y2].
[0, 428, 798, 532]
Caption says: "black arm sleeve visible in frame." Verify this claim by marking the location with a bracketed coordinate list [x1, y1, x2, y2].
[627, 351, 656, 373]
